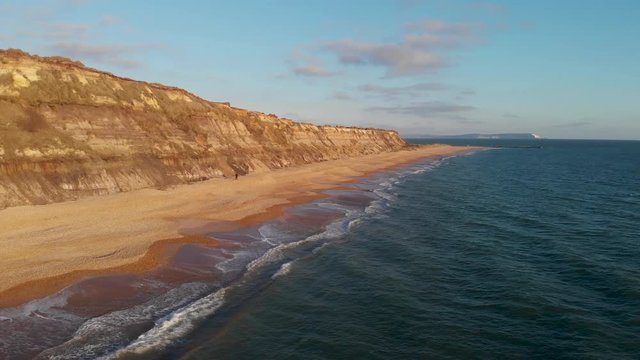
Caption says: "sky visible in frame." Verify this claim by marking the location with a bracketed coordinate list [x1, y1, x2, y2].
[1, 0, 639, 139]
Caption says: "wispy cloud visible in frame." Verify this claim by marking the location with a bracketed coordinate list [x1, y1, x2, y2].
[286, 45, 338, 78]
[554, 121, 591, 128]
[1, 2, 159, 69]
[47, 22, 91, 40]
[359, 82, 448, 100]
[399, 0, 429, 9]
[50, 42, 160, 68]
[502, 112, 520, 119]
[98, 15, 123, 26]
[293, 65, 336, 77]
[444, 115, 484, 124]
[366, 101, 476, 117]
[59, 0, 95, 6]
[404, 20, 485, 48]
[314, 19, 486, 77]
[404, 34, 473, 48]
[331, 92, 353, 101]
[406, 20, 483, 36]
[472, 2, 506, 13]
[322, 39, 448, 77]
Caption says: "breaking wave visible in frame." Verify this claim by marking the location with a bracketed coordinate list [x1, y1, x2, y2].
[8, 156, 452, 360]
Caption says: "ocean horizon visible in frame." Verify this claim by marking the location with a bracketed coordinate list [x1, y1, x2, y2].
[2, 139, 637, 359]
[2, 1, 639, 358]
[170, 139, 639, 360]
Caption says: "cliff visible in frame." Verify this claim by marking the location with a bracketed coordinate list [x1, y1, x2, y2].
[0, 49, 408, 209]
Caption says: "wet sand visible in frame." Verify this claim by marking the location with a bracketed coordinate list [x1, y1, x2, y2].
[0, 145, 477, 307]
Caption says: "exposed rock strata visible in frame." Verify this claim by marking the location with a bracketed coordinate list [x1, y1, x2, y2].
[0, 49, 408, 208]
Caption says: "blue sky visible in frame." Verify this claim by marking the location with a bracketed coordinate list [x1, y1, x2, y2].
[1, 0, 638, 139]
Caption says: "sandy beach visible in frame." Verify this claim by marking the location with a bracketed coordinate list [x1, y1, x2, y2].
[0, 145, 477, 307]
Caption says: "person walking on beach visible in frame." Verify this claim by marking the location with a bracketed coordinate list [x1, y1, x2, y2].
[235, 172, 239, 180]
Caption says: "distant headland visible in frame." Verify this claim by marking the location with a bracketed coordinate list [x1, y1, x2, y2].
[413, 133, 542, 140]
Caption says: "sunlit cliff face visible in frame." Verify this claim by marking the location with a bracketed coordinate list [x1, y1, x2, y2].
[0, 49, 408, 208]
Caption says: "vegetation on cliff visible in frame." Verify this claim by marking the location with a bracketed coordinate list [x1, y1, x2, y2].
[0, 49, 408, 208]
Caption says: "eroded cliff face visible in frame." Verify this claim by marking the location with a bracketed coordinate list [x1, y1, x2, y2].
[0, 49, 408, 208]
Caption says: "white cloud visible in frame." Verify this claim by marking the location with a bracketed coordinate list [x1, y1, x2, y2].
[367, 101, 476, 116]
[293, 65, 336, 77]
[314, 19, 485, 77]
[323, 40, 448, 77]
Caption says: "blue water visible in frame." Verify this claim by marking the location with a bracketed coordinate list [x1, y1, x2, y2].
[5, 140, 638, 359]
[169, 140, 640, 359]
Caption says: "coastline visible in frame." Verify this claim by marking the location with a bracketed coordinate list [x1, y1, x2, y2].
[0, 145, 479, 308]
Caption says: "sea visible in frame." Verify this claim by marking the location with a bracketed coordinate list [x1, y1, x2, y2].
[1, 139, 638, 359]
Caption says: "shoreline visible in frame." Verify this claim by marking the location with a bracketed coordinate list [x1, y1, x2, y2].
[0, 145, 479, 308]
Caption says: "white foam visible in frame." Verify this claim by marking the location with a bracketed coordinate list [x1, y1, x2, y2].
[365, 200, 385, 215]
[111, 288, 227, 357]
[19, 287, 73, 317]
[37, 282, 211, 360]
[373, 189, 397, 202]
[272, 261, 293, 279]
[215, 249, 250, 273]
[44, 154, 462, 359]
[312, 242, 330, 254]
[110, 153, 458, 356]
[258, 222, 286, 245]
[348, 218, 362, 229]
[316, 201, 356, 213]
[103, 214, 358, 357]
[247, 213, 357, 274]
[246, 233, 317, 273]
